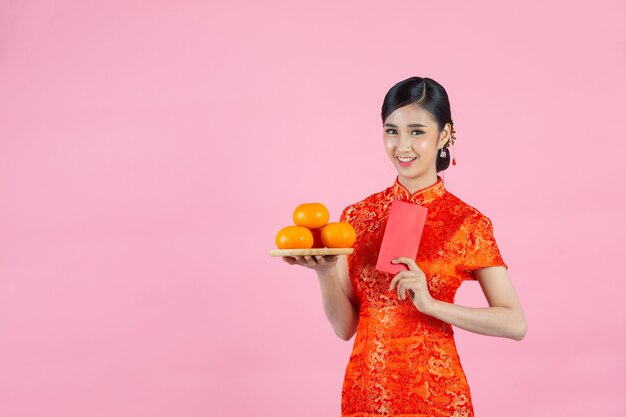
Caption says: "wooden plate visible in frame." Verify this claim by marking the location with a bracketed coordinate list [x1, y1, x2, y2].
[268, 248, 354, 257]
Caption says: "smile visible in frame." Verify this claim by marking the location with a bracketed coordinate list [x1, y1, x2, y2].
[397, 156, 417, 167]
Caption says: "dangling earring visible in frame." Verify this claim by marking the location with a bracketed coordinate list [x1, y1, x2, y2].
[450, 123, 457, 165]
[440, 147, 447, 158]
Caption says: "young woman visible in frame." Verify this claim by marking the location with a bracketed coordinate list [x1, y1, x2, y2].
[283, 76, 527, 417]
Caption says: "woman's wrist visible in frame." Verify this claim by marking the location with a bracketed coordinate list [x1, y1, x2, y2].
[423, 297, 441, 317]
[315, 264, 338, 278]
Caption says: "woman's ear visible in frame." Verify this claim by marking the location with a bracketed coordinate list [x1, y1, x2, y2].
[439, 124, 451, 147]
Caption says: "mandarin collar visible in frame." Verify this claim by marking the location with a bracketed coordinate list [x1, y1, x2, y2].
[390, 174, 446, 205]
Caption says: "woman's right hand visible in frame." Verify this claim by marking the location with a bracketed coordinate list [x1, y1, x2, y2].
[282, 255, 339, 272]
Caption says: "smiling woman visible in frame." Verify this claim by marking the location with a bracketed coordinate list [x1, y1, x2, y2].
[282, 76, 526, 417]
[382, 77, 457, 182]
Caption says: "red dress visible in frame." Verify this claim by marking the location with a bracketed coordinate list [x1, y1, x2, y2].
[339, 175, 508, 417]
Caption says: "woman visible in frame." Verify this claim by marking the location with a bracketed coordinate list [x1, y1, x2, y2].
[283, 76, 527, 417]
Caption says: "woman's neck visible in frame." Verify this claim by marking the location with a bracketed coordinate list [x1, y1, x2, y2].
[398, 173, 439, 195]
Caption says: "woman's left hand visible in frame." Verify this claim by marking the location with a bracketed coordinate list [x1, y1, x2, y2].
[389, 257, 436, 314]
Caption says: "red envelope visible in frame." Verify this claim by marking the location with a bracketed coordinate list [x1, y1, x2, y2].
[376, 200, 428, 274]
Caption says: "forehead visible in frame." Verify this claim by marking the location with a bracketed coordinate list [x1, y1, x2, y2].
[385, 103, 436, 125]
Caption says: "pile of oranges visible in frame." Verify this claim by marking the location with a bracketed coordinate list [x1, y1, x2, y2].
[275, 202, 356, 249]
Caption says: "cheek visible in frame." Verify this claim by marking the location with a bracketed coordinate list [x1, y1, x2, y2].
[415, 141, 431, 151]
[383, 137, 397, 152]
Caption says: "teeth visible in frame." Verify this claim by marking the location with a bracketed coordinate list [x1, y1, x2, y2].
[398, 156, 417, 162]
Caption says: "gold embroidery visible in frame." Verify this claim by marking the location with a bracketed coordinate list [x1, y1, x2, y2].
[340, 175, 508, 416]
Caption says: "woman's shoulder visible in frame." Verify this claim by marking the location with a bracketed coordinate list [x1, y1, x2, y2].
[341, 187, 390, 217]
[340, 184, 498, 230]
[442, 188, 494, 225]
[339, 187, 391, 227]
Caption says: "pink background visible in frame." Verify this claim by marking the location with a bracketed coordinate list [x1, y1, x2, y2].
[1, 1, 625, 416]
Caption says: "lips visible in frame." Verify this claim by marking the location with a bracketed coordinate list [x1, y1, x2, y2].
[397, 156, 417, 167]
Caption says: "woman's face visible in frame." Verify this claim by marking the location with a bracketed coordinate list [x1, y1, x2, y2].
[383, 103, 449, 180]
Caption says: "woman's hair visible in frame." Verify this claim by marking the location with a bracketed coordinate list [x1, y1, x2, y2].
[381, 76, 454, 173]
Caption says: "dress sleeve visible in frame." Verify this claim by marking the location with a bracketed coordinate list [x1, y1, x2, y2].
[462, 214, 508, 279]
[339, 205, 355, 264]
[339, 205, 353, 226]
[340, 206, 348, 223]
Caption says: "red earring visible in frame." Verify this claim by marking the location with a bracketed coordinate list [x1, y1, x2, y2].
[452, 143, 456, 165]
[450, 127, 456, 165]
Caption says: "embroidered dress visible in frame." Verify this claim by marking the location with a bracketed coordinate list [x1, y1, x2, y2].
[340, 174, 507, 417]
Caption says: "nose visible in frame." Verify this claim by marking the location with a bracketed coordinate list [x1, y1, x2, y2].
[398, 131, 412, 151]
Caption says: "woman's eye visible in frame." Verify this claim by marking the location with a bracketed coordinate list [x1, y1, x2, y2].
[385, 129, 423, 135]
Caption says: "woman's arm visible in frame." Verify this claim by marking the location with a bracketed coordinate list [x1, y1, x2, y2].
[284, 254, 358, 341]
[425, 266, 527, 340]
[316, 255, 358, 341]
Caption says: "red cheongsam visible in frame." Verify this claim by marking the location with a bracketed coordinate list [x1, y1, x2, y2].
[339, 174, 508, 417]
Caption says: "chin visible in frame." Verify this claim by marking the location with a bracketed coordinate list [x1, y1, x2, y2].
[396, 165, 425, 178]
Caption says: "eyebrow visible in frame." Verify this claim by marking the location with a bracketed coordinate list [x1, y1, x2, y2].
[383, 123, 428, 128]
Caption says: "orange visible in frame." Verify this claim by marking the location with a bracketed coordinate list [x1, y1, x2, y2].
[275, 225, 314, 249]
[321, 222, 356, 248]
[293, 203, 330, 230]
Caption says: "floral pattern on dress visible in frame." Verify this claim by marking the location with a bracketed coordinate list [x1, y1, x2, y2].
[339, 175, 508, 417]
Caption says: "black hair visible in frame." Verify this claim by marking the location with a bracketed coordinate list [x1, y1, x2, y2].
[381, 76, 454, 173]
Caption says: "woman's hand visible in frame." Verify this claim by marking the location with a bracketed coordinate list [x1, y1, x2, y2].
[389, 257, 436, 314]
[282, 255, 339, 272]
